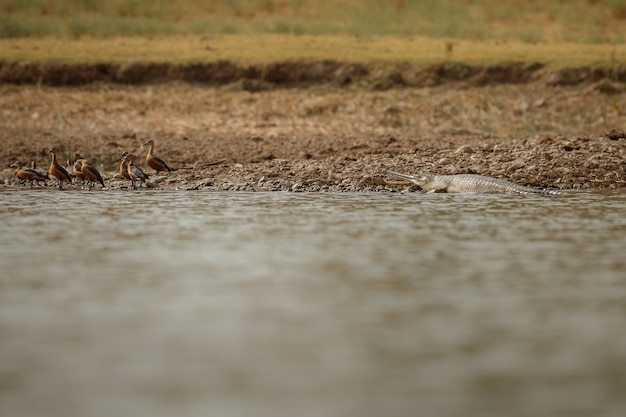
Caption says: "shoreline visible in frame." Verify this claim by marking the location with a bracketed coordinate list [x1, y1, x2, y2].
[2, 83, 625, 192]
[3, 133, 625, 193]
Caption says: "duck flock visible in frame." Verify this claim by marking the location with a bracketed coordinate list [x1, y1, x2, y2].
[8, 139, 174, 190]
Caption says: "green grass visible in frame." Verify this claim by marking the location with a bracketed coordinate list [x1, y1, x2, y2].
[1, 0, 625, 42]
[1, 1, 624, 68]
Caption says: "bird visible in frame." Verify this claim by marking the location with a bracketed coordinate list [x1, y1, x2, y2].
[29, 160, 50, 184]
[75, 158, 105, 189]
[119, 151, 132, 187]
[64, 159, 76, 180]
[10, 161, 48, 187]
[72, 153, 87, 188]
[143, 139, 174, 175]
[47, 148, 72, 189]
[123, 154, 149, 189]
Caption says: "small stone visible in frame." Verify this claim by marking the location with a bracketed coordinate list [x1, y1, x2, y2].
[455, 145, 474, 154]
[506, 158, 527, 173]
[517, 101, 530, 112]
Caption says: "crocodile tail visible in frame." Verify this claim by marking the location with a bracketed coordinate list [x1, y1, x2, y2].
[541, 188, 563, 195]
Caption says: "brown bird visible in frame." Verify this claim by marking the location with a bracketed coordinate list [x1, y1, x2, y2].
[65, 159, 76, 179]
[10, 161, 48, 187]
[143, 139, 174, 175]
[123, 154, 149, 189]
[72, 153, 88, 188]
[76, 159, 105, 189]
[47, 148, 72, 189]
[119, 151, 132, 186]
[29, 160, 50, 184]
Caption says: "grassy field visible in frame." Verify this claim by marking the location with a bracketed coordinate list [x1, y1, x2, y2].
[1, 0, 625, 43]
[0, 1, 624, 73]
[1, 35, 625, 69]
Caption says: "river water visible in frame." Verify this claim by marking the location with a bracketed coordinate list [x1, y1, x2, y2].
[1, 189, 626, 417]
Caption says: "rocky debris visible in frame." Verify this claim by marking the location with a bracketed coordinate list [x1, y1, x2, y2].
[606, 129, 626, 141]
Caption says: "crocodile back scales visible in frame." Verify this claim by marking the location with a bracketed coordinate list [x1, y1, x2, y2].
[383, 169, 561, 195]
[427, 174, 560, 195]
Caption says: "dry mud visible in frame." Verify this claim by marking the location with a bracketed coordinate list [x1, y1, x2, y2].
[1, 79, 625, 192]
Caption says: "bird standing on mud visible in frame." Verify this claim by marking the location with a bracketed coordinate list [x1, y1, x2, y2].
[72, 153, 87, 188]
[30, 160, 50, 183]
[64, 159, 76, 180]
[123, 154, 149, 189]
[47, 148, 72, 189]
[75, 158, 105, 189]
[119, 151, 132, 187]
[10, 161, 48, 187]
[143, 139, 174, 175]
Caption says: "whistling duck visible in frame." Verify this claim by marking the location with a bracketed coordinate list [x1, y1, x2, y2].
[143, 139, 173, 175]
[65, 159, 76, 180]
[72, 153, 88, 188]
[123, 155, 149, 189]
[29, 160, 50, 184]
[47, 148, 72, 189]
[76, 159, 105, 189]
[10, 161, 48, 187]
[119, 152, 132, 188]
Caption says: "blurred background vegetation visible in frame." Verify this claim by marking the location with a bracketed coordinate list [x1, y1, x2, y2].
[1, 0, 625, 42]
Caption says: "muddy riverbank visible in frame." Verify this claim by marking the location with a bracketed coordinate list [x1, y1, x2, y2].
[1, 82, 625, 192]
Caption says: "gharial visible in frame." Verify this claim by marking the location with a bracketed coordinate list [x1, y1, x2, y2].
[383, 169, 562, 195]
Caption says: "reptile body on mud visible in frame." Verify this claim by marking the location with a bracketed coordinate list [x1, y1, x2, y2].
[384, 169, 562, 195]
